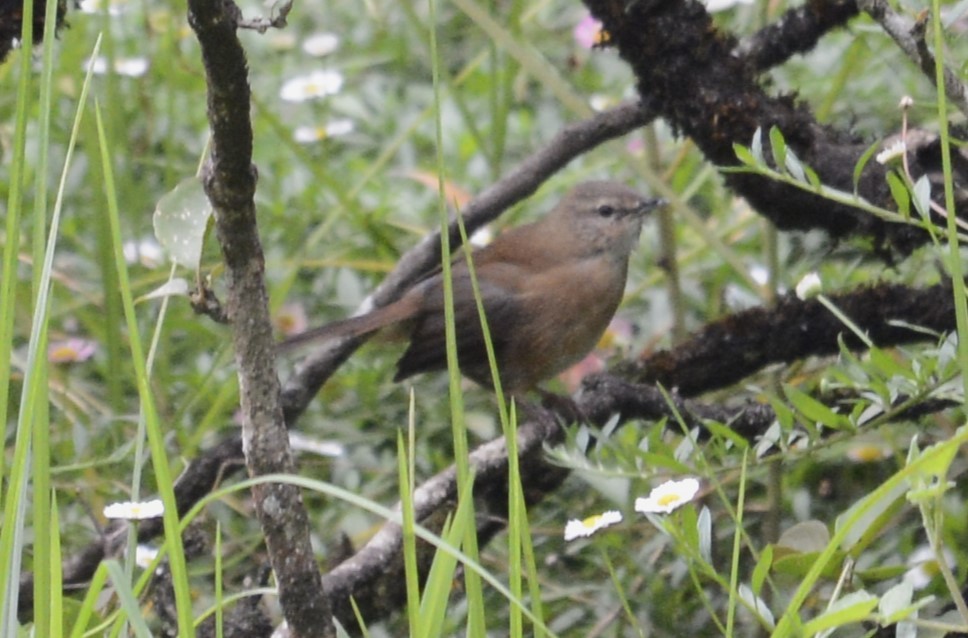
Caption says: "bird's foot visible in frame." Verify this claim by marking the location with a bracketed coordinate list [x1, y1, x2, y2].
[537, 389, 587, 425]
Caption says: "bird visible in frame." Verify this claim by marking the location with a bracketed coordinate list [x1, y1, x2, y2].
[281, 180, 664, 394]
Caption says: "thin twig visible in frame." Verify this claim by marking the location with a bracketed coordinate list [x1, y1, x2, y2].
[859, 0, 968, 118]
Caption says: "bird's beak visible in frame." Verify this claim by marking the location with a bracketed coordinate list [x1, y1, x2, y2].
[634, 197, 666, 215]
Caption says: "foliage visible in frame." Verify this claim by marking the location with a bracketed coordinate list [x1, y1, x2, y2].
[2, 0, 968, 636]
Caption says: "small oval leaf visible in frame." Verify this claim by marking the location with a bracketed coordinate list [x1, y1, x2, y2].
[769, 126, 787, 169]
[776, 519, 830, 554]
[911, 175, 931, 219]
[886, 171, 911, 217]
[138, 278, 191, 303]
[153, 177, 213, 268]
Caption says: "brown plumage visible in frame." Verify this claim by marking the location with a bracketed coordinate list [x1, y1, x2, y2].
[281, 181, 663, 393]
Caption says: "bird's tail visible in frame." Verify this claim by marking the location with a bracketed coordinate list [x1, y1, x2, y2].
[276, 298, 416, 353]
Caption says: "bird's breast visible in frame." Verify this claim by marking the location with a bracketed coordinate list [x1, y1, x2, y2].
[508, 256, 628, 386]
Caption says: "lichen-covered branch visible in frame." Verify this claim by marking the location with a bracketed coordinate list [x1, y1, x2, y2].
[185, 0, 332, 635]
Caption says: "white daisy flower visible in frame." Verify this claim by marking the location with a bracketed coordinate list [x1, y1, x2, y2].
[78, 0, 129, 15]
[635, 478, 700, 514]
[269, 32, 297, 51]
[292, 119, 354, 143]
[280, 70, 344, 102]
[135, 544, 160, 568]
[845, 442, 892, 463]
[795, 272, 822, 300]
[904, 545, 955, 590]
[589, 94, 614, 112]
[705, 0, 754, 12]
[123, 237, 164, 267]
[103, 499, 164, 520]
[564, 510, 623, 541]
[876, 140, 907, 165]
[302, 32, 339, 57]
[84, 56, 149, 77]
[288, 432, 344, 457]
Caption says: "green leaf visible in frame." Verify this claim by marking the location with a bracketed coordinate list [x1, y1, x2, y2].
[801, 590, 878, 635]
[835, 478, 908, 553]
[765, 394, 794, 431]
[697, 505, 712, 564]
[804, 164, 822, 190]
[638, 452, 695, 474]
[751, 127, 765, 165]
[737, 583, 775, 629]
[753, 421, 784, 458]
[776, 520, 830, 555]
[868, 346, 913, 381]
[733, 143, 759, 167]
[138, 278, 191, 303]
[418, 509, 466, 638]
[751, 544, 773, 596]
[153, 176, 213, 268]
[878, 581, 913, 622]
[784, 148, 807, 183]
[680, 502, 700, 553]
[853, 563, 908, 582]
[769, 126, 787, 170]
[886, 171, 911, 217]
[784, 384, 849, 430]
[911, 175, 931, 218]
[773, 550, 846, 580]
[908, 433, 961, 482]
[878, 582, 934, 628]
[853, 139, 881, 195]
[703, 419, 750, 450]
[105, 560, 153, 638]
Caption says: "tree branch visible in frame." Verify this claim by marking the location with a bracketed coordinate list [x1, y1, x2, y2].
[635, 282, 955, 395]
[186, 0, 333, 635]
[737, 0, 859, 71]
[859, 0, 968, 119]
[584, 0, 968, 255]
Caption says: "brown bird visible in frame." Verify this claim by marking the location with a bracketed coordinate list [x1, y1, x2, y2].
[281, 181, 663, 393]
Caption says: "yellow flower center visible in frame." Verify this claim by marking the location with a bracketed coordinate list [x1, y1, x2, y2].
[593, 29, 611, 46]
[657, 494, 681, 507]
[49, 346, 77, 361]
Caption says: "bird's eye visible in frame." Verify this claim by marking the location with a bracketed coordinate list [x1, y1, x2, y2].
[597, 204, 615, 217]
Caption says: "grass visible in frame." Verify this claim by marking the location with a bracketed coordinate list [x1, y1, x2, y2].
[2, 0, 968, 635]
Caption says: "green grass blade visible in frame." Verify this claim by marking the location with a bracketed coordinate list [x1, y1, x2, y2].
[93, 101, 195, 635]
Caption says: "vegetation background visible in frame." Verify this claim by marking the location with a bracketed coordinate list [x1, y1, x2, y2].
[1, 0, 967, 635]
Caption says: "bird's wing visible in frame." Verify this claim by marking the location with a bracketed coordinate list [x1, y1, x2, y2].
[393, 264, 523, 384]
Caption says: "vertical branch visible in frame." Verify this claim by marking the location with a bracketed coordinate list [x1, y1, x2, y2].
[185, 1, 332, 636]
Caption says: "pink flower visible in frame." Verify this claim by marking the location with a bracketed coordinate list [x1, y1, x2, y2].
[48, 338, 97, 363]
[558, 354, 605, 394]
[574, 14, 605, 49]
[626, 137, 645, 156]
[558, 318, 633, 392]
[274, 303, 308, 336]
